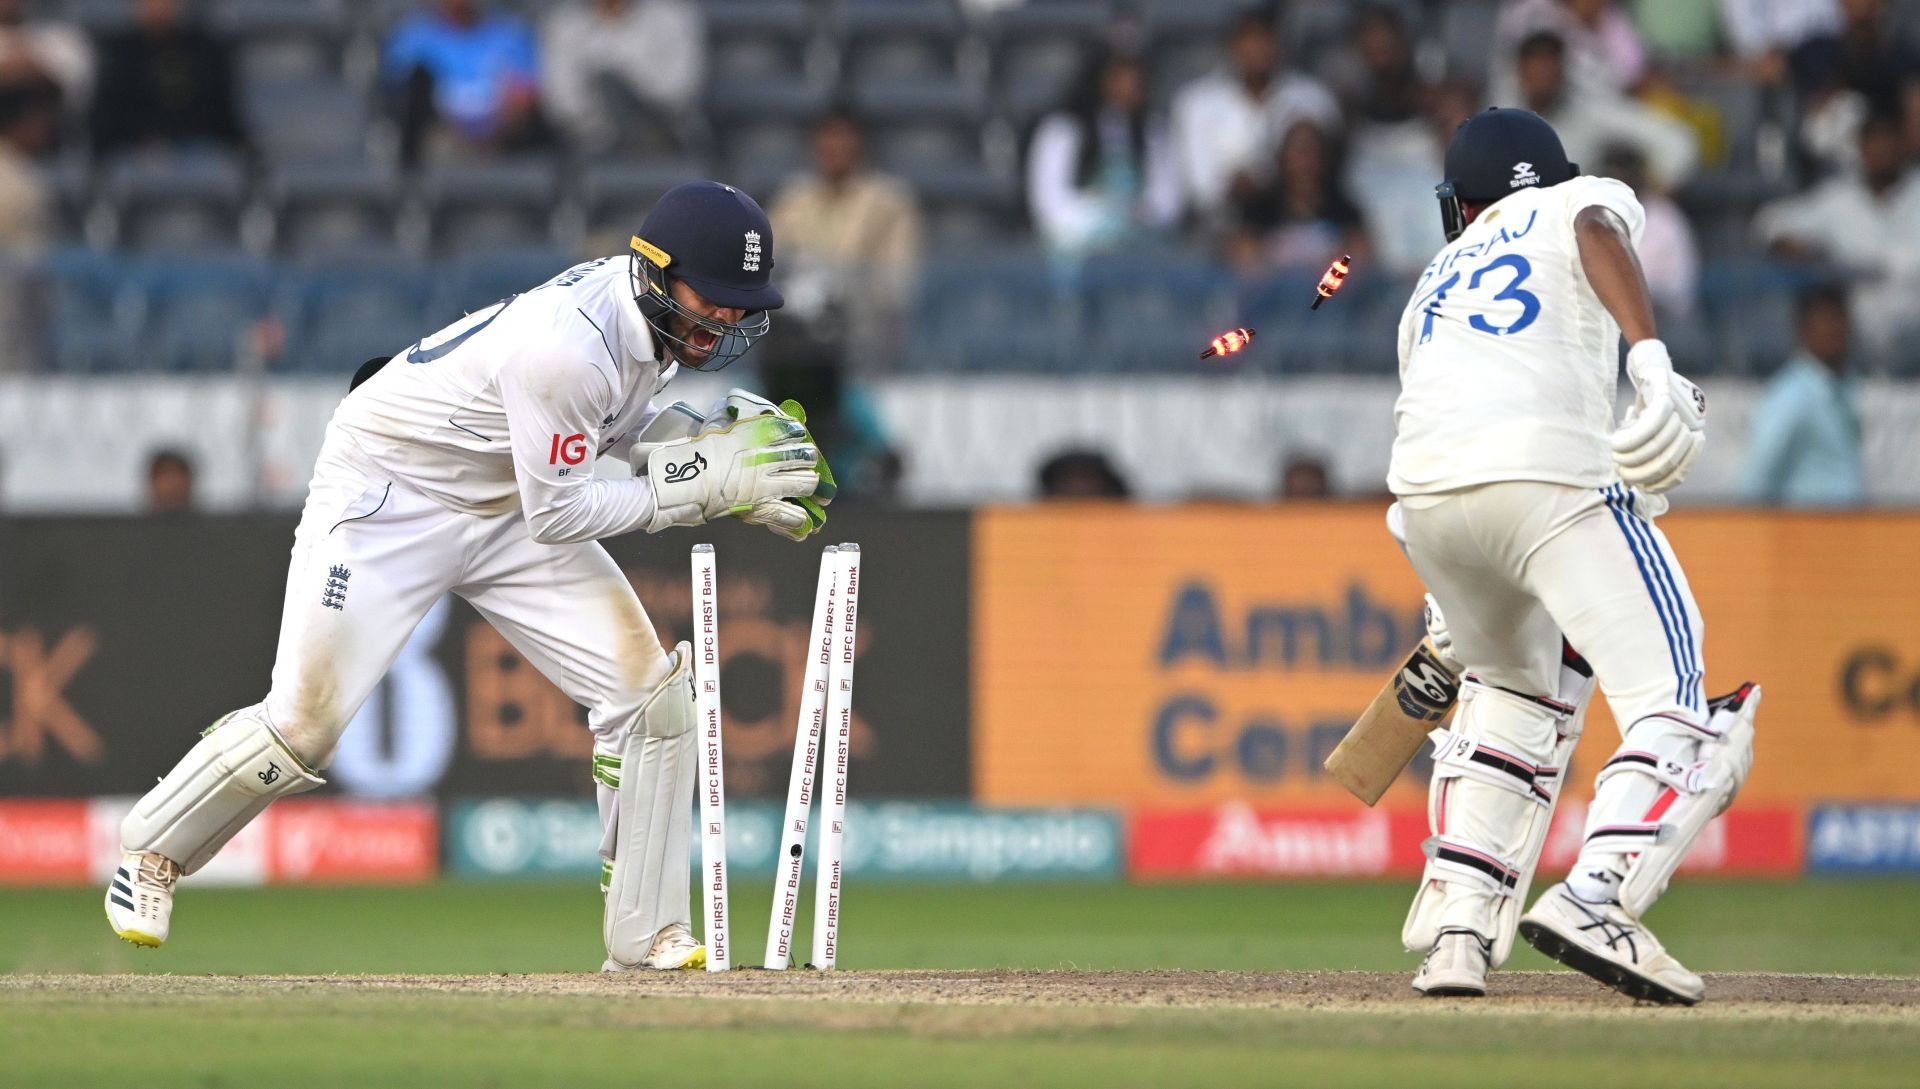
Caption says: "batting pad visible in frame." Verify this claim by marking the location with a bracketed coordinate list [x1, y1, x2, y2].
[121, 704, 325, 874]
[1583, 684, 1759, 918]
[1405, 656, 1593, 967]
[603, 644, 698, 968]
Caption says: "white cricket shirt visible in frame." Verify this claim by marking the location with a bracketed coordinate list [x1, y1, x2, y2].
[1388, 175, 1646, 496]
[331, 256, 677, 543]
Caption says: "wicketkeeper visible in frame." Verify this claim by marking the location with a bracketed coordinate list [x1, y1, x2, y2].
[105, 182, 831, 971]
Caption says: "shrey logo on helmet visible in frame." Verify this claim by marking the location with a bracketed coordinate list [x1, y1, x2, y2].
[1511, 161, 1540, 188]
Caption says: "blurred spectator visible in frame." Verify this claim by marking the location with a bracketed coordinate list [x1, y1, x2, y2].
[1329, 4, 1427, 125]
[1027, 47, 1180, 258]
[146, 448, 196, 513]
[1037, 449, 1130, 500]
[1509, 31, 1699, 189]
[1227, 120, 1368, 275]
[1339, 10, 1453, 276]
[385, 0, 542, 164]
[91, 0, 245, 156]
[1756, 110, 1920, 360]
[1739, 285, 1865, 506]
[0, 82, 52, 373]
[1720, 0, 1840, 86]
[1790, 0, 1920, 170]
[769, 110, 922, 371]
[1601, 144, 1699, 317]
[1493, 0, 1650, 101]
[0, 0, 92, 120]
[1278, 454, 1331, 499]
[1171, 7, 1339, 220]
[0, 82, 50, 253]
[541, 0, 704, 156]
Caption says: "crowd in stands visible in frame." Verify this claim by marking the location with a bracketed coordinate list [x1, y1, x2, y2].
[0, 0, 1906, 503]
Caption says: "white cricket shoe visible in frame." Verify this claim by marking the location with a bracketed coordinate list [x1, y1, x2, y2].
[600, 923, 707, 972]
[1519, 882, 1705, 1005]
[104, 851, 180, 948]
[1412, 928, 1491, 997]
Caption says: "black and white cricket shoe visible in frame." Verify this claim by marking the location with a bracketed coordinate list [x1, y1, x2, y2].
[104, 851, 180, 948]
[1519, 882, 1704, 1005]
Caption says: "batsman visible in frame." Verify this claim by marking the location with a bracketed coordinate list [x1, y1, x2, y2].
[1378, 109, 1759, 1004]
[104, 182, 832, 971]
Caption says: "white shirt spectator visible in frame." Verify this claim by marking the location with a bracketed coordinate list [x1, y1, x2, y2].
[1343, 118, 1448, 277]
[1170, 67, 1340, 216]
[1028, 110, 1182, 255]
[1492, 0, 1650, 102]
[542, 0, 703, 151]
[1717, 0, 1840, 59]
[1638, 190, 1700, 317]
[1756, 168, 1920, 356]
[1535, 92, 1701, 190]
[0, 5, 92, 113]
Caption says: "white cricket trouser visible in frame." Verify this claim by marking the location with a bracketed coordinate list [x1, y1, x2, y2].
[1398, 481, 1704, 729]
[263, 429, 672, 768]
[1399, 481, 1709, 934]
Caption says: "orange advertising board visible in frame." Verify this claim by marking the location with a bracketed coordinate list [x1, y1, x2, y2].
[973, 505, 1920, 809]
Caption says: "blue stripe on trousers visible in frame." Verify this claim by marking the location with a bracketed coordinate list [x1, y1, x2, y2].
[1601, 486, 1688, 707]
[1623, 489, 1703, 710]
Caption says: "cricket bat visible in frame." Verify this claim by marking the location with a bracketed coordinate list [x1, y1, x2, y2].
[1324, 638, 1461, 806]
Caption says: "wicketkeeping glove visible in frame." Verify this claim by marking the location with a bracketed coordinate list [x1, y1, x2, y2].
[630, 399, 825, 533]
[1611, 339, 1705, 495]
[730, 396, 836, 540]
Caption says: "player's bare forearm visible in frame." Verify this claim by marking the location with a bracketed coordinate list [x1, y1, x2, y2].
[1574, 205, 1658, 345]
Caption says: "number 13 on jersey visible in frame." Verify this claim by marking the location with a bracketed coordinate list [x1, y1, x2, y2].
[1416, 254, 1541, 344]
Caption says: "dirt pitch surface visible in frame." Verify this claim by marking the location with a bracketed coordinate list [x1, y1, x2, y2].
[11, 970, 1918, 1022]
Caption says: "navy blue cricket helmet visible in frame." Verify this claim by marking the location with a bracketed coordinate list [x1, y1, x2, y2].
[630, 181, 784, 370]
[1436, 108, 1578, 241]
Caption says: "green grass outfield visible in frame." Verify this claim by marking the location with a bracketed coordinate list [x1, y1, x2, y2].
[4, 880, 1917, 1088]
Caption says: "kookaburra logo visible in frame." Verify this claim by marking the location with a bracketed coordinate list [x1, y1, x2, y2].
[743, 230, 762, 272]
[663, 452, 707, 484]
[1510, 161, 1540, 188]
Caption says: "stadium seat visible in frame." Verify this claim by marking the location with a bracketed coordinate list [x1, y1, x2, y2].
[901, 165, 1022, 251]
[709, 77, 831, 194]
[704, 0, 815, 84]
[986, 3, 1106, 128]
[578, 158, 713, 239]
[910, 254, 1071, 372]
[134, 256, 278, 372]
[275, 256, 432, 374]
[42, 248, 136, 373]
[43, 154, 93, 244]
[212, 0, 351, 87]
[419, 158, 559, 257]
[243, 77, 374, 166]
[1079, 255, 1234, 372]
[1699, 259, 1822, 377]
[57, 0, 136, 35]
[429, 249, 579, 322]
[853, 79, 989, 173]
[840, 0, 969, 85]
[104, 153, 250, 254]
[267, 160, 405, 260]
[1437, 0, 1501, 83]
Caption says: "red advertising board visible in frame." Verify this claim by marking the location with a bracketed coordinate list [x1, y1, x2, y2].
[0, 798, 436, 887]
[267, 800, 439, 884]
[1129, 804, 1801, 880]
[0, 799, 92, 885]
